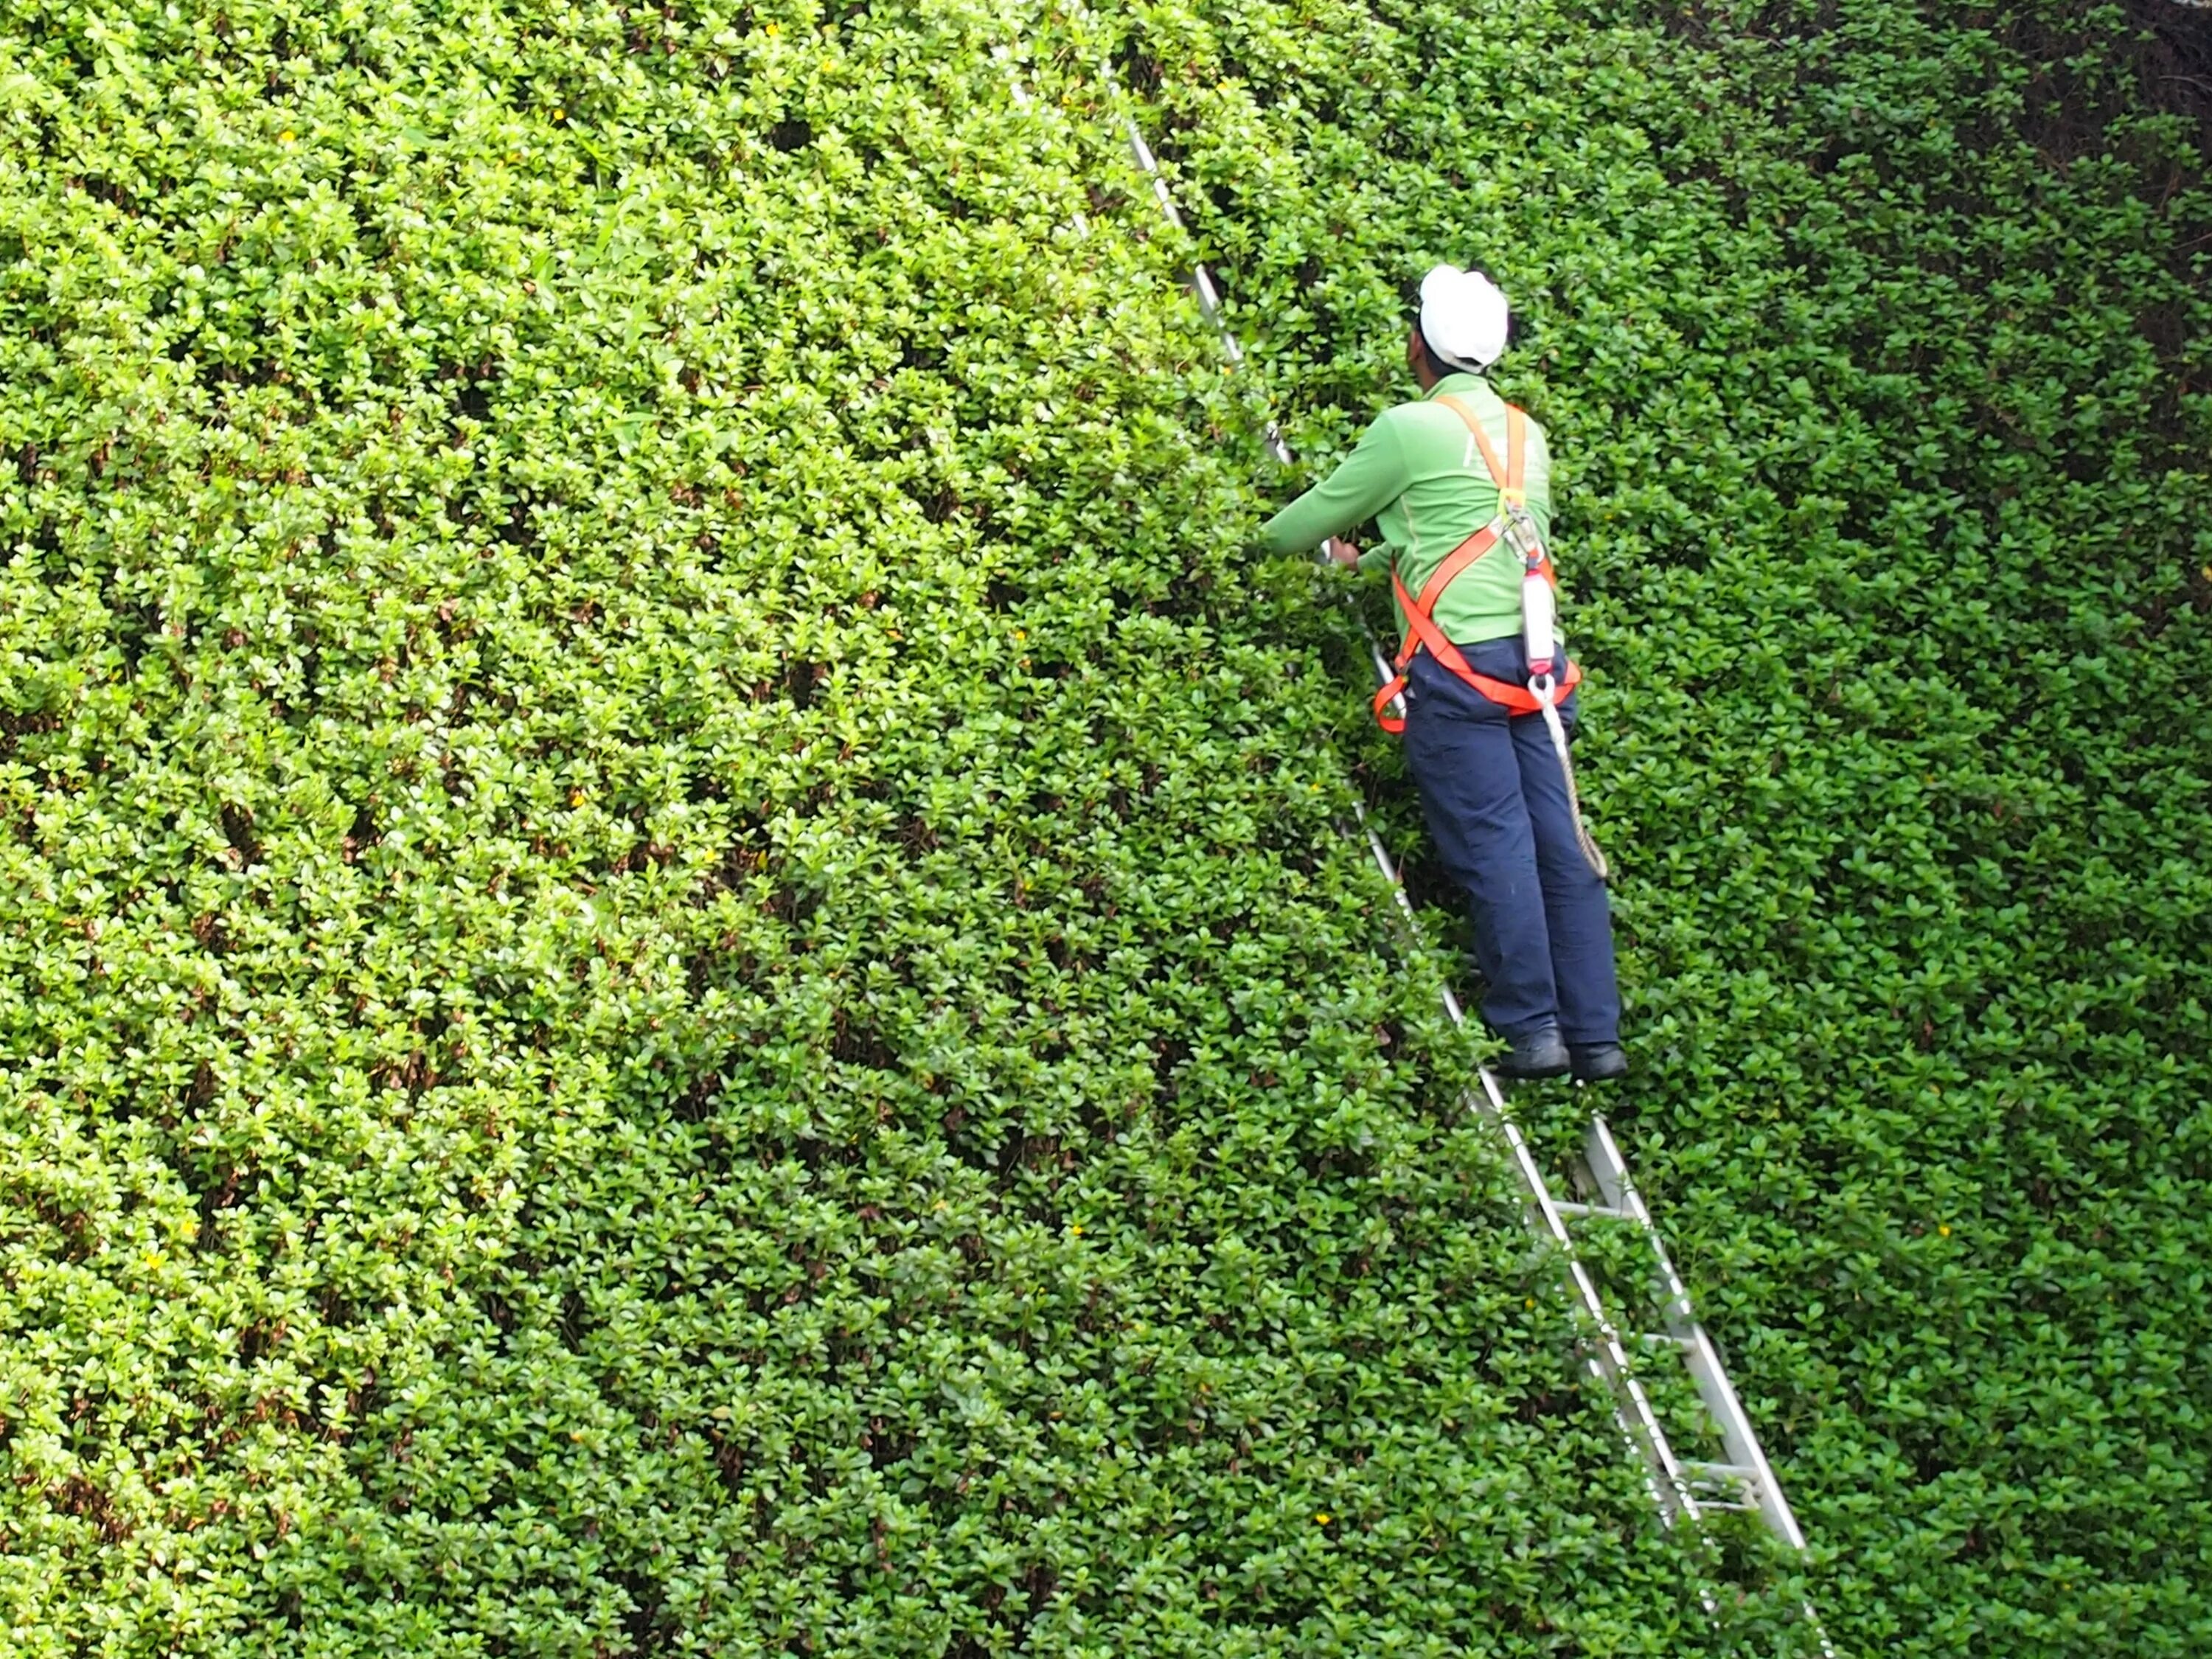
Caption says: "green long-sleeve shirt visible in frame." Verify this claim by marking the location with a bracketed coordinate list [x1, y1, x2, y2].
[1260, 372, 1552, 646]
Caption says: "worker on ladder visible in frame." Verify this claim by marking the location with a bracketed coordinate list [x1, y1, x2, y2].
[1261, 266, 1626, 1082]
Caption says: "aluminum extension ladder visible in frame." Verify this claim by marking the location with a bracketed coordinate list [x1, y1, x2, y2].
[999, 21, 1834, 1649]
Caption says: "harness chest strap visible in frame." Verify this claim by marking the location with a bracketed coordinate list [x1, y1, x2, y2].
[1371, 397, 1580, 735]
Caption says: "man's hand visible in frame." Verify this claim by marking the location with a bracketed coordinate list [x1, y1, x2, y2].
[1324, 536, 1361, 567]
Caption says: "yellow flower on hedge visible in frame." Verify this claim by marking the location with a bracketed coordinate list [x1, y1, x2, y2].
[279, 131, 296, 145]
[1315, 1512, 1332, 1525]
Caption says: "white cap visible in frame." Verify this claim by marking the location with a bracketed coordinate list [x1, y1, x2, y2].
[1419, 265, 1509, 371]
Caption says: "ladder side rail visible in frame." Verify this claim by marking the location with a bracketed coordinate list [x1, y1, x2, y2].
[1584, 1115, 1812, 1551]
[1354, 817, 1703, 1526]
[1584, 1119, 1836, 1651]
[992, 44, 1093, 237]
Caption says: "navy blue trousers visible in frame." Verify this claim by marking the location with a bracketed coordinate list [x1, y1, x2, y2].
[1400, 637, 1621, 1045]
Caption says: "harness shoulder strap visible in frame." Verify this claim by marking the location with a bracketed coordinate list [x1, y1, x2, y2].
[1435, 394, 1509, 489]
[1407, 524, 1499, 616]
[1436, 394, 1533, 511]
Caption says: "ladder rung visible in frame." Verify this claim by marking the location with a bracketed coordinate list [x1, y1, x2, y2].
[1638, 1331, 1695, 1350]
[1681, 1460, 1761, 1495]
[1552, 1199, 1631, 1221]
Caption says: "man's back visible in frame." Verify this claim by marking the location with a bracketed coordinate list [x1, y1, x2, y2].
[1262, 371, 1552, 647]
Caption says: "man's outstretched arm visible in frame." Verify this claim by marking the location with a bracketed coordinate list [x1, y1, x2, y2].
[1259, 417, 1408, 560]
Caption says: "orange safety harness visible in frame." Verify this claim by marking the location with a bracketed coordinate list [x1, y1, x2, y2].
[1371, 395, 1581, 736]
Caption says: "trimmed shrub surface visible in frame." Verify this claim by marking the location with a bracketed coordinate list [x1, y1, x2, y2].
[2, 0, 2207, 1653]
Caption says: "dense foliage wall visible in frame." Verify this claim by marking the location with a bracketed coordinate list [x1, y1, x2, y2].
[0, 0, 1773, 1653]
[2, 0, 2206, 1653]
[1106, 0, 2211, 1650]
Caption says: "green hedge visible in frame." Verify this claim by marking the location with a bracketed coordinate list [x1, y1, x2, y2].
[4, 0, 2207, 1652]
[1103, 0, 2211, 1649]
[0, 0, 1770, 1652]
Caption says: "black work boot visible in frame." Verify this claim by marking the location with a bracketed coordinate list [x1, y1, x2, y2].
[1569, 1043, 1629, 1083]
[1495, 1023, 1571, 1079]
